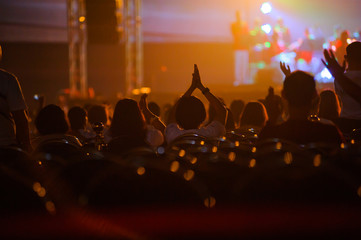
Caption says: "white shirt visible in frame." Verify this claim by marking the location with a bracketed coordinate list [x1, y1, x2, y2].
[0, 69, 27, 146]
[165, 120, 226, 144]
[335, 71, 361, 119]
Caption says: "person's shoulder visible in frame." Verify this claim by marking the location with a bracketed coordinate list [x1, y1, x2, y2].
[0, 68, 17, 80]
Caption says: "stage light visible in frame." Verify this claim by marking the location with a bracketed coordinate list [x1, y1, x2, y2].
[260, 2, 272, 15]
[261, 24, 272, 34]
[320, 68, 333, 80]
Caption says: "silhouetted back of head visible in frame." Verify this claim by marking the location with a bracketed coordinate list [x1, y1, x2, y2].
[346, 41, 361, 63]
[176, 96, 206, 130]
[88, 105, 107, 125]
[239, 101, 268, 127]
[283, 71, 316, 108]
[148, 101, 161, 117]
[318, 90, 340, 120]
[68, 106, 87, 131]
[35, 104, 69, 135]
[110, 98, 146, 139]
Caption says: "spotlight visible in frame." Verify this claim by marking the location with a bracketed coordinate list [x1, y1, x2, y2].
[320, 68, 333, 80]
[260, 2, 272, 15]
[261, 24, 272, 34]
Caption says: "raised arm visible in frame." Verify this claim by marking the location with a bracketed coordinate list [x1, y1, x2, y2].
[280, 61, 291, 77]
[322, 49, 361, 105]
[139, 94, 166, 133]
[194, 64, 227, 125]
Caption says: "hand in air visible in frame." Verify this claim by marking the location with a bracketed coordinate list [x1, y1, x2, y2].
[192, 64, 203, 89]
[280, 62, 291, 77]
[139, 93, 148, 112]
[322, 49, 346, 77]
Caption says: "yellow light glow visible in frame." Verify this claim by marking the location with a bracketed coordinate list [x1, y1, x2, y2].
[204, 196, 216, 208]
[228, 152, 236, 162]
[284, 152, 293, 165]
[351, 139, 355, 144]
[276, 142, 282, 150]
[183, 170, 195, 181]
[235, 141, 240, 147]
[313, 154, 322, 167]
[140, 87, 151, 94]
[170, 161, 180, 172]
[200, 141, 205, 145]
[251, 147, 257, 153]
[178, 149, 186, 157]
[249, 159, 256, 168]
[38, 187, 46, 197]
[190, 157, 197, 164]
[212, 146, 218, 153]
[340, 143, 345, 149]
[33, 182, 41, 193]
[45, 201, 56, 214]
[137, 167, 146, 175]
[132, 89, 140, 95]
[79, 16, 85, 22]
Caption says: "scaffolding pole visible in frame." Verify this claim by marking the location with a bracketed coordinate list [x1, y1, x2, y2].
[67, 0, 88, 99]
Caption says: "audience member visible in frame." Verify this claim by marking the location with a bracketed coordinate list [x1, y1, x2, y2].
[318, 90, 340, 124]
[108, 98, 163, 152]
[259, 71, 344, 145]
[33, 104, 81, 148]
[165, 64, 227, 143]
[67, 106, 95, 144]
[0, 45, 31, 151]
[230, 99, 245, 127]
[148, 101, 161, 117]
[235, 101, 268, 135]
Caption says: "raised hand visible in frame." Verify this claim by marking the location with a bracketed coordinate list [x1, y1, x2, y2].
[322, 49, 346, 77]
[280, 62, 291, 77]
[139, 93, 148, 112]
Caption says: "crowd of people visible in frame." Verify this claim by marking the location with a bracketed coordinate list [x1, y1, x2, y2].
[1, 40, 361, 237]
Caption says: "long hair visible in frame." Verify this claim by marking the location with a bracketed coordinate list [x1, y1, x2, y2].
[239, 101, 268, 128]
[318, 90, 340, 120]
[110, 99, 147, 140]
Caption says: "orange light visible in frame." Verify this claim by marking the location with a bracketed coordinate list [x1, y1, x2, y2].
[79, 16, 85, 22]
[137, 167, 146, 175]
[204, 196, 216, 208]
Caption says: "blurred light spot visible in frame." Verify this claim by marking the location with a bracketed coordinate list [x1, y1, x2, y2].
[212, 146, 218, 153]
[86, 152, 90, 156]
[323, 43, 329, 49]
[276, 142, 282, 150]
[235, 141, 240, 147]
[38, 188, 46, 197]
[178, 149, 186, 157]
[137, 167, 146, 176]
[249, 159, 256, 168]
[183, 170, 195, 181]
[38, 161, 42, 166]
[228, 152, 236, 162]
[33, 182, 41, 193]
[132, 89, 140, 95]
[221, 136, 226, 141]
[45, 201, 56, 214]
[251, 147, 257, 153]
[190, 157, 197, 164]
[354, 32, 360, 38]
[200, 141, 205, 145]
[260, 2, 272, 14]
[351, 139, 355, 145]
[320, 68, 333, 80]
[204, 196, 216, 208]
[347, 38, 352, 44]
[261, 24, 272, 34]
[170, 161, 180, 172]
[331, 45, 336, 51]
[79, 16, 85, 22]
[140, 87, 151, 94]
[157, 146, 165, 154]
[340, 143, 345, 149]
[284, 152, 293, 165]
[313, 154, 322, 167]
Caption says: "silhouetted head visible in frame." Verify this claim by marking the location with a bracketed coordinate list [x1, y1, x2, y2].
[318, 90, 340, 120]
[176, 96, 206, 130]
[282, 71, 317, 108]
[239, 101, 268, 128]
[148, 101, 161, 117]
[110, 98, 146, 139]
[68, 106, 87, 131]
[35, 104, 69, 135]
[346, 41, 361, 67]
[88, 105, 107, 125]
